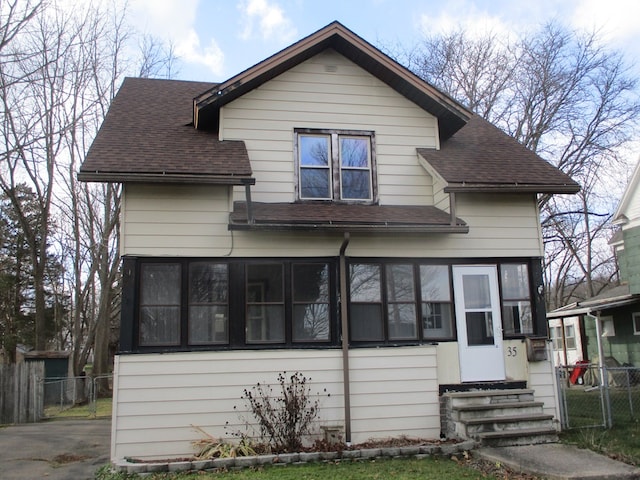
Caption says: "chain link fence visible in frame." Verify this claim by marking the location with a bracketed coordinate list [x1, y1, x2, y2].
[41, 374, 113, 418]
[556, 364, 640, 430]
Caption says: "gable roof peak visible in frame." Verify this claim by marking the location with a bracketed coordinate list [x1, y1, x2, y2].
[194, 21, 471, 140]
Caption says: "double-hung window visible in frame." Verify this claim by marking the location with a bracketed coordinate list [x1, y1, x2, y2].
[297, 129, 374, 202]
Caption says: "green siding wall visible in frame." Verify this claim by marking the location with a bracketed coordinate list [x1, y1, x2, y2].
[584, 305, 640, 366]
[622, 226, 640, 295]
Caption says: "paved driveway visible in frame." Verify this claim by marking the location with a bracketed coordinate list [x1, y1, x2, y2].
[0, 418, 111, 480]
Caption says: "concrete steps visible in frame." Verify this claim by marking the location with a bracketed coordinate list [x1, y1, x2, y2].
[441, 388, 558, 447]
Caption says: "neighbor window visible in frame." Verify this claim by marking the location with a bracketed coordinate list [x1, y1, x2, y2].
[500, 263, 533, 335]
[550, 324, 576, 350]
[634, 313, 640, 335]
[297, 129, 374, 202]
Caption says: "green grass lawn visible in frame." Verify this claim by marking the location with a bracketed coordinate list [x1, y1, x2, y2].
[44, 397, 112, 419]
[560, 385, 640, 465]
[96, 456, 502, 480]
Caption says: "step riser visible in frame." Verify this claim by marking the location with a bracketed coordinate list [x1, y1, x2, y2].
[480, 434, 558, 447]
[443, 389, 557, 447]
[463, 419, 554, 436]
[449, 393, 534, 408]
[455, 405, 543, 420]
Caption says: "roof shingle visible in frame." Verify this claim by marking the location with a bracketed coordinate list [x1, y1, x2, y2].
[78, 78, 252, 183]
[418, 115, 580, 193]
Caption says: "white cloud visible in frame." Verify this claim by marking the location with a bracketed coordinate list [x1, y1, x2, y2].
[418, 0, 512, 39]
[129, 0, 225, 77]
[238, 0, 297, 42]
[570, 0, 640, 44]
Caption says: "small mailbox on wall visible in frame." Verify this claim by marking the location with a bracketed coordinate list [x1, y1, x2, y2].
[525, 337, 548, 362]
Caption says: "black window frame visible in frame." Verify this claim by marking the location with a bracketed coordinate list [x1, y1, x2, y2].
[294, 128, 377, 203]
[119, 256, 546, 353]
[123, 257, 339, 353]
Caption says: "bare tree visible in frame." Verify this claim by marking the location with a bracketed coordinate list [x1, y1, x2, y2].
[0, 0, 176, 379]
[396, 22, 640, 308]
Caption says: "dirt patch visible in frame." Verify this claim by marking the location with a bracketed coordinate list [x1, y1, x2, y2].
[51, 453, 91, 465]
[453, 451, 541, 479]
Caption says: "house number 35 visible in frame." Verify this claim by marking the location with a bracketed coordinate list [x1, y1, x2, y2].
[507, 346, 518, 357]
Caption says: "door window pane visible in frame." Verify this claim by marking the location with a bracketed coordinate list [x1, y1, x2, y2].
[188, 263, 228, 345]
[139, 264, 181, 346]
[246, 264, 285, 343]
[293, 263, 330, 342]
[466, 312, 495, 346]
[463, 274, 491, 309]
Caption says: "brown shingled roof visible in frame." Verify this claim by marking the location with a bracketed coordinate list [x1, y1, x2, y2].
[78, 78, 253, 184]
[418, 115, 580, 194]
[229, 201, 468, 233]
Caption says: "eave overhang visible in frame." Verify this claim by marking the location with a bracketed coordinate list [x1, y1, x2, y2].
[444, 183, 582, 194]
[77, 172, 255, 185]
[194, 22, 470, 140]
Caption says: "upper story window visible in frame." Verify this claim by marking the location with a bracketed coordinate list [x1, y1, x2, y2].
[296, 129, 375, 202]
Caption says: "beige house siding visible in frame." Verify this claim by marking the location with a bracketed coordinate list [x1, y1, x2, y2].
[111, 347, 439, 461]
[121, 187, 543, 259]
[528, 343, 561, 423]
[221, 49, 437, 206]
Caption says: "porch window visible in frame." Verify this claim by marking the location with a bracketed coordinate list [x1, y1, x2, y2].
[246, 264, 285, 343]
[350, 264, 384, 341]
[139, 263, 181, 346]
[297, 129, 375, 202]
[420, 265, 453, 339]
[134, 259, 333, 351]
[292, 263, 331, 342]
[188, 262, 228, 345]
[500, 263, 533, 335]
[349, 262, 455, 343]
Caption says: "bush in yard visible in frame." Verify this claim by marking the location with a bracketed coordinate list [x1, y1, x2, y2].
[236, 371, 329, 453]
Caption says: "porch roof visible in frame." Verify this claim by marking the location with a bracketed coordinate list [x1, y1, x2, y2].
[228, 201, 469, 233]
[547, 285, 640, 318]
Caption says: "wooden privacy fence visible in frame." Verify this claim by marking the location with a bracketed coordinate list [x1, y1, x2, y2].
[0, 361, 44, 424]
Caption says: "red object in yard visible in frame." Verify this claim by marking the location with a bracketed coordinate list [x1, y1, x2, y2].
[570, 360, 590, 385]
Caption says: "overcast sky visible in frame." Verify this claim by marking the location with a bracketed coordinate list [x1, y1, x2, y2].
[124, 0, 640, 82]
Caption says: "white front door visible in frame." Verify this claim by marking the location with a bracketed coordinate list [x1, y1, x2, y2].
[453, 265, 505, 382]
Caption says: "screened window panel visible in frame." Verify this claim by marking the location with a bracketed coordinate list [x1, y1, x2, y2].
[246, 264, 284, 343]
[139, 263, 181, 346]
[292, 264, 330, 342]
[350, 304, 384, 341]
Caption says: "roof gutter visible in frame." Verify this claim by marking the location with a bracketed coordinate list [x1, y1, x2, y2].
[444, 184, 580, 194]
[77, 172, 255, 186]
[228, 223, 469, 234]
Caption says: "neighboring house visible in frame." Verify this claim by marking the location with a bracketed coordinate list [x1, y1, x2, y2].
[548, 316, 584, 366]
[79, 22, 579, 461]
[548, 160, 640, 368]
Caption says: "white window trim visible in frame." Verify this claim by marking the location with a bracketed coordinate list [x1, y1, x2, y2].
[295, 128, 376, 203]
